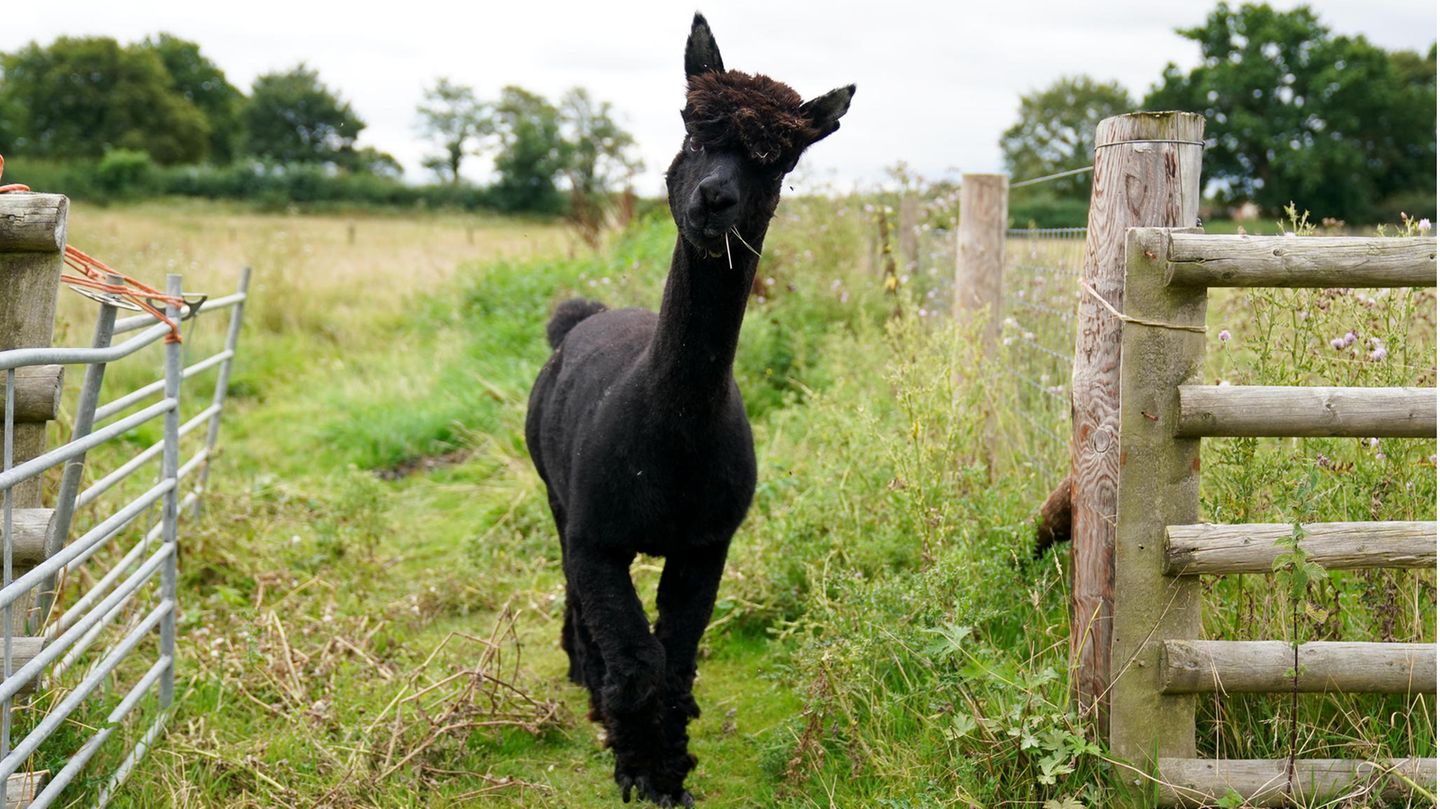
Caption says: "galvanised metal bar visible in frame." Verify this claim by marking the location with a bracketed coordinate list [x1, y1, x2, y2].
[29, 654, 170, 809]
[194, 267, 250, 518]
[76, 404, 218, 510]
[0, 599, 172, 783]
[160, 274, 182, 712]
[51, 527, 155, 639]
[0, 322, 171, 371]
[2, 543, 170, 700]
[95, 707, 170, 805]
[52, 463, 201, 683]
[93, 349, 233, 424]
[39, 285, 120, 632]
[58, 488, 196, 617]
[2, 368, 13, 760]
[0, 479, 174, 613]
[0, 398, 175, 494]
[111, 291, 247, 336]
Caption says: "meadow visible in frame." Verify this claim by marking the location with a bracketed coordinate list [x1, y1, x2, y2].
[29, 198, 1435, 808]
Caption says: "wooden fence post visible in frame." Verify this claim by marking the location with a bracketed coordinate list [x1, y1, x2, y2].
[1110, 227, 1206, 773]
[0, 194, 67, 515]
[955, 173, 1008, 344]
[1068, 112, 1203, 735]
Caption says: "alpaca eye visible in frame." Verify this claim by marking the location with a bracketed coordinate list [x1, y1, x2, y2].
[687, 137, 704, 153]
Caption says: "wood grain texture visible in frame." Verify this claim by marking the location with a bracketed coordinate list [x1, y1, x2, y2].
[955, 174, 1008, 337]
[1177, 385, 1435, 438]
[1109, 227, 1206, 764]
[1161, 640, 1435, 694]
[0, 195, 67, 254]
[1165, 521, 1436, 574]
[6, 509, 54, 567]
[0, 222, 64, 514]
[1068, 111, 1203, 736]
[1166, 233, 1437, 288]
[5, 770, 45, 809]
[1158, 757, 1436, 807]
[0, 366, 62, 423]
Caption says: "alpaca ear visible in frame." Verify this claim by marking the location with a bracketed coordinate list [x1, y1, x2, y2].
[800, 85, 856, 144]
[685, 13, 725, 78]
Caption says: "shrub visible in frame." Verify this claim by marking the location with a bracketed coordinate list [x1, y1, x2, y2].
[94, 149, 158, 199]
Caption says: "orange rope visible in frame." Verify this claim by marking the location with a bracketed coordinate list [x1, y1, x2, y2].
[0, 156, 31, 194]
[63, 247, 186, 343]
[0, 154, 184, 343]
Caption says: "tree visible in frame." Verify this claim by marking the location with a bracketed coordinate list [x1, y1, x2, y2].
[241, 65, 365, 165]
[142, 33, 243, 163]
[1145, 3, 1437, 221]
[1000, 76, 1133, 201]
[557, 87, 643, 243]
[0, 36, 209, 164]
[489, 86, 566, 213]
[416, 78, 488, 184]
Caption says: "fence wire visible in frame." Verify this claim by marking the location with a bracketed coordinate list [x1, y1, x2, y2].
[999, 228, 1086, 478]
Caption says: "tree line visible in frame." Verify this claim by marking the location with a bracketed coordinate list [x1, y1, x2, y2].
[0, 33, 642, 218]
[1001, 3, 1436, 225]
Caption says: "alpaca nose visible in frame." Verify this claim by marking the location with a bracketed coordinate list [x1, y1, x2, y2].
[697, 174, 737, 218]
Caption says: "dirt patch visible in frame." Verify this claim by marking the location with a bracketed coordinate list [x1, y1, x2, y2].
[375, 448, 473, 481]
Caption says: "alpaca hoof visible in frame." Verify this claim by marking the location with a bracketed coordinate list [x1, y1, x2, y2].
[618, 774, 636, 803]
[654, 788, 695, 807]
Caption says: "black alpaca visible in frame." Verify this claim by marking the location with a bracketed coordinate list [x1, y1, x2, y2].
[525, 14, 853, 806]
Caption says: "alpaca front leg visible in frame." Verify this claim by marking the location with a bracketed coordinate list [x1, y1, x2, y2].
[651, 542, 729, 804]
[566, 542, 667, 801]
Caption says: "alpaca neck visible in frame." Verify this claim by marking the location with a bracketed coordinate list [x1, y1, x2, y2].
[647, 231, 764, 412]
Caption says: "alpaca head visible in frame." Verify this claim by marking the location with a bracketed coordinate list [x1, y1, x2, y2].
[667, 13, 855, 256]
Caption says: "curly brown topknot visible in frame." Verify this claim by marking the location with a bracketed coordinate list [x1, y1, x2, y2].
[683, 71, 819, 165]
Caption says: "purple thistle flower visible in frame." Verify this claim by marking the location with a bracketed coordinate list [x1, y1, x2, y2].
[1420, 218, 1432, 234]
[1370, 347, 1388, 361]
[1343, 331, 1357, 346]
[1218, 329, 1232, 344]
[1330, 337, 1346, 350]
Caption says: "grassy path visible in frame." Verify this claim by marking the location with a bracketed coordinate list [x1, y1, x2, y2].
[88, 212, 802, 807]
[46, 202, 1435, 808]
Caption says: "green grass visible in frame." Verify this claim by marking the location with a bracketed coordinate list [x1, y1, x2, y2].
[20, 198, 1434, 808]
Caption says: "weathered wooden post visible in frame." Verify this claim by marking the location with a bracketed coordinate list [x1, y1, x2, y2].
[954, 173, 1008, 344]
[1067, 112, 1203, 736]
[0, 191, 65, 804]
[1109, 227, 1206, 776]
[0, 195, 66, 511]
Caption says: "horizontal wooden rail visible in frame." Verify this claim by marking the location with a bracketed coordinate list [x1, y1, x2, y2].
[1176, 385, 1436, 438]
[1165, 521, 1436, 575]
[0, 367, 62, 424]
[5, 770, 44, 809]
[1165, 233, 1437, 288]
[0, 195, 67, 254]
[1161, 640, 1435, 694]
[6, 509, 52, 568]
[1158, 757, 1436, 807]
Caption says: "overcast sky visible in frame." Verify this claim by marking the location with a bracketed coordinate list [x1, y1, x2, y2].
[5, 1, 1436, 193]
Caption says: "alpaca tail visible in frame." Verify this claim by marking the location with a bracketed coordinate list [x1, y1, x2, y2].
[546, 298, 607, 349]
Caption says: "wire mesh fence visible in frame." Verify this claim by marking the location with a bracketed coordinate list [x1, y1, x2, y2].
[997, 227, 1086, 480]
[0, 265, 247, 807]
